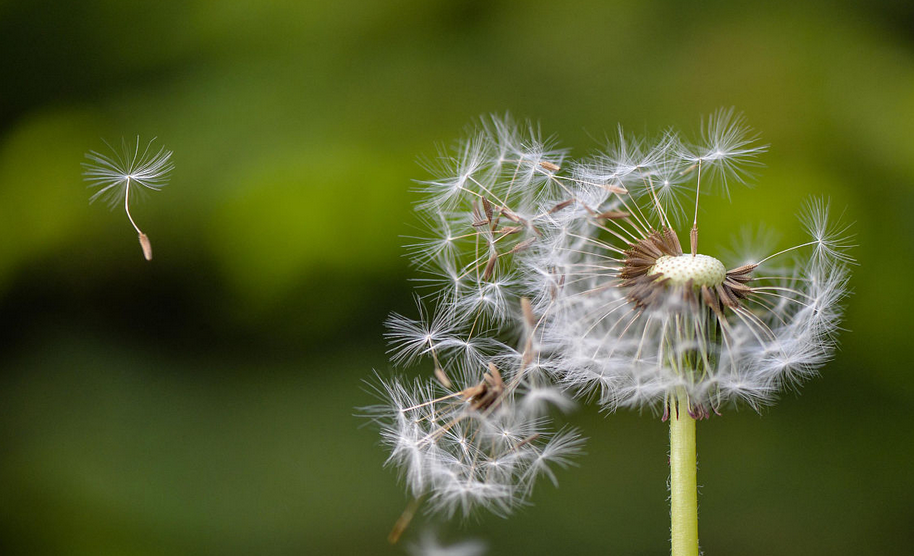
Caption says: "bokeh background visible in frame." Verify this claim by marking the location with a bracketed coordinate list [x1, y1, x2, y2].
[2, 1, 913, 554]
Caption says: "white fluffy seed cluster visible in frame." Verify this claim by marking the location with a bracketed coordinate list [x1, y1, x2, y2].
[369, 111, 851, 518]
[371, 374, 582, 518]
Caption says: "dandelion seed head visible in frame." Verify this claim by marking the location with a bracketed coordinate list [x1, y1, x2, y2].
[369, 111, 849, 528]
[648, 254, 727, 287]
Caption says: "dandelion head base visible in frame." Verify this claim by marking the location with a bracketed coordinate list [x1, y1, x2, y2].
[649, 254, 726, 287]
[619, 227, 755, 312]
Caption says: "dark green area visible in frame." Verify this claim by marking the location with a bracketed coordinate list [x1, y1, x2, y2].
[2, 1, 913, 554]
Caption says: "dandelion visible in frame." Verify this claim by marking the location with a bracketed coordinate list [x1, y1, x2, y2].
[371, 113, 851, 554]
[527, 114, 848, 555]
[83, 136, 174, 260]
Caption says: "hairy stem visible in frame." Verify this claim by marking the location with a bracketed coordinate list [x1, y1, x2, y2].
[670, 396, 699, 556]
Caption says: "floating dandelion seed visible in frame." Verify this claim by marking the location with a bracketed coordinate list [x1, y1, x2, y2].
[370, 112, 851, 554]
[83, 136, 174, 260]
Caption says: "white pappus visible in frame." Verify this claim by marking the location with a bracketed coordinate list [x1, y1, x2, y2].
[368, 111, 851, 538]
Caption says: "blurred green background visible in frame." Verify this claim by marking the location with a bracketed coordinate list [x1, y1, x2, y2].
[2, 1, 913, 554]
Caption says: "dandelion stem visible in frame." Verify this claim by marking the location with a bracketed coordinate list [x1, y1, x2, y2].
[670, 395, 699, 556]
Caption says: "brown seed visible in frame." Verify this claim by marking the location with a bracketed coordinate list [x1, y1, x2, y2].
[624, 256, 656, 268]
[471, 199, 490, 227]
[631, 239, 663, 259]
[548, 199, 574, 214]
[483, 252, 498, 280]
[724, 279, 753, 294]
[521, 297, 536, 329]
[434, 367, 453, 389]
[727, 273, 753, 284]
[521, 338, 536, 367]
[596, 210, 631, 220]
[701, 285, 724, 318]
[482, 197, 494, 222]
[727, 263, 758, 277]
[461, 383, 486, 402]
[510, 237, 536, 254]
[138, 233, 153, 261]
[601, 184, 628, 194]
[486, 362, 504, 387]
[716, 284, 739, 308]
[514, 434, 541, 450]
[680, 162, 698, 176]
[501, 208, 524, 224]
[663, 228, 683, 255]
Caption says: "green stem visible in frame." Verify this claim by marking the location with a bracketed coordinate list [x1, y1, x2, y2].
[670, 396, 699, 556]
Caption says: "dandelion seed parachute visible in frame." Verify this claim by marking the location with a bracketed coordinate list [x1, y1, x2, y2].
[83, 136, 174, 206]
[83, 136, 174, 260]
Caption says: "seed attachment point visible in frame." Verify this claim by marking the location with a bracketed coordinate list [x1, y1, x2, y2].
[138, 233, 153, 261]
